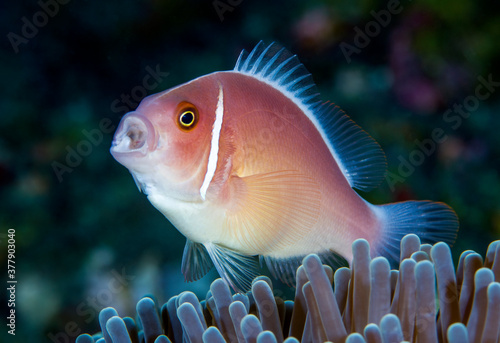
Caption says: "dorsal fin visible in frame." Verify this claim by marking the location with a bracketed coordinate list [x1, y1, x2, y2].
[234, 41, 387, 191]
[234, 41, 321, 111]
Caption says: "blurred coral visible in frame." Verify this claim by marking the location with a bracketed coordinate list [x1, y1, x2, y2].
[77, 234, 500, 343]
[292, 7, 336, 51]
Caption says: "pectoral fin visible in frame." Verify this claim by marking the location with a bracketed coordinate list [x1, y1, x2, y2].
[224, 170, 322, 254]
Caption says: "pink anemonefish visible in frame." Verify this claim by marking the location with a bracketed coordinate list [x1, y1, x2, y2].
[110, 42, 458, 292]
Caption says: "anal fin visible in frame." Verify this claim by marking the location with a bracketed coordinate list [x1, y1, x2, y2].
[261, 251, 348, 287]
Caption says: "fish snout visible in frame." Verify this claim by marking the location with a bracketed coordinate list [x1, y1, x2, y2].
[110, 112, 157, 160]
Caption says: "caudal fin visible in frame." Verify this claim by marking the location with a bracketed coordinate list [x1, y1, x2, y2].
[372, 200, 459, 265]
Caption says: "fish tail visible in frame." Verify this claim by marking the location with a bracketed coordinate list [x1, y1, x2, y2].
[371, 200, 459, 265]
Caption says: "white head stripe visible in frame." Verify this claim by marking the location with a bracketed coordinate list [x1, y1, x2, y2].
[200, 86, 224, 200]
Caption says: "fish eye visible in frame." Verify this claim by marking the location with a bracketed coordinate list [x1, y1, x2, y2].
[180, 111, 195, 126]
[177, 104, 198, 131]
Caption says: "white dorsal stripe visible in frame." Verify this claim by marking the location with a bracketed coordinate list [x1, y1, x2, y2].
[200, 86, 224, 200]
[233, 41, 387, 191]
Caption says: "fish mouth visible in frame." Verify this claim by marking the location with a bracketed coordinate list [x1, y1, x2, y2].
[110, 112, 157, 162]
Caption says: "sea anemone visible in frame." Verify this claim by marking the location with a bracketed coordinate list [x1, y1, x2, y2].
[77, 234, 500, 343]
